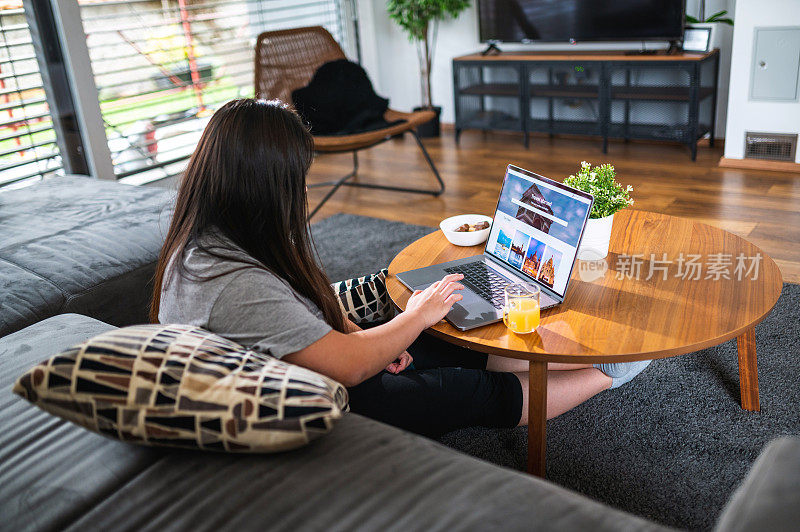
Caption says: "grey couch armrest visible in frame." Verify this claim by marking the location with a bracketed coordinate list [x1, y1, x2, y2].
[714, 437, 800, 532]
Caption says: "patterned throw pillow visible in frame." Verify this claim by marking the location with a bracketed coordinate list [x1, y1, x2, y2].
[332, 268, 394, 325]
[12, 324, 348, 453]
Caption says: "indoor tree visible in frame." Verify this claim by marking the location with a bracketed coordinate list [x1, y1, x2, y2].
[387, 0, 471, 110]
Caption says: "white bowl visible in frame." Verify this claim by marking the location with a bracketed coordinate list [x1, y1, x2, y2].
[439, 214, 493, 247]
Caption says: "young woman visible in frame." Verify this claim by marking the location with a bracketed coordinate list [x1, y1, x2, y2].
[153, 98, 650, 438]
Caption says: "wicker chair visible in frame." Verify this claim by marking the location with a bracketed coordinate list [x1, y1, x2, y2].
[254, 26, 445, 219]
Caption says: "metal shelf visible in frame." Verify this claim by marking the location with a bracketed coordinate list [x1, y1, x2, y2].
[608, 122, 691, 142]
[458, 83, 520, 97]
[528, 119, 601, 135]
[460, 110, 522, 132]
[529, 84, 600, 99]
[610, 85, 715, 102]
[453, 50, 721, 160]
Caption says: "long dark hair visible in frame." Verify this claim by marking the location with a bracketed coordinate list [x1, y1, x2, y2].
[150, 98, 346, 333]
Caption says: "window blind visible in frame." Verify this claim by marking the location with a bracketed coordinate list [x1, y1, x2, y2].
[79, 0, 356, 185]
[0, 2, 62, 189]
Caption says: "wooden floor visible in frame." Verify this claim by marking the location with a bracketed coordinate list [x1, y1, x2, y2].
[307, 130, 800, 283]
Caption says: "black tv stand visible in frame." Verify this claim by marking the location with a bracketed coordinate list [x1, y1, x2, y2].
[452, 50, 720, 160]
[481, 42, 502, 56]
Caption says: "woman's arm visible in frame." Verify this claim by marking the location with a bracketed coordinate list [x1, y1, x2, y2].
[283, 274, 463, 386]
[343, 318, 361, 333]
[342, 309, 413, 374]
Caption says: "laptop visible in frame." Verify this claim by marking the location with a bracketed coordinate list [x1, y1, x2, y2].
[396, 164, 594, 331]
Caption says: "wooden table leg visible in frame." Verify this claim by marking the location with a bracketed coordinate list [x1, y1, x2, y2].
[527, 361, 548, 476]
[737, 327, 760, 411]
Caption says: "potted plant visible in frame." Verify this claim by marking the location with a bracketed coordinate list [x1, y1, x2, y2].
[686, 1, 734, 26]
[387, 0, 470, 137]
[564, 162, 634, 260]
[686, 1, 734, 53]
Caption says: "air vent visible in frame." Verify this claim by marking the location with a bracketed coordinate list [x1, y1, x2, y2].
[744, 132, 797, 161]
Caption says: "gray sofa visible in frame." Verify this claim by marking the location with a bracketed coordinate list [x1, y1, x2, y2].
[0, 176, 172, 337]
[2, 177, 799, 530]
[3, 313, 800, 531]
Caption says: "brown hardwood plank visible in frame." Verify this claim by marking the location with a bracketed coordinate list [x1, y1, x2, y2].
[767, 182, 800, 197]
[773, 259, 800, 284]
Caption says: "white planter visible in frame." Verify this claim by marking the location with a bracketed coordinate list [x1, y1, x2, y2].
[578, 214, 614, 260]
[688, 22, 731, 53]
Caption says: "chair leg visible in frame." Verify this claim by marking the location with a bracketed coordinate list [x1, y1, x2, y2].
[412, 130, 446, 196]
[307, 152, 358, 220]
[306, 131, 445, 220]
[340, 131, 445, 196]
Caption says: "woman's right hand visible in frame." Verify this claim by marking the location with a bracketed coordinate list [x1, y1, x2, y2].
[286, 273, 465, 387]
[405, 274, 465, 329]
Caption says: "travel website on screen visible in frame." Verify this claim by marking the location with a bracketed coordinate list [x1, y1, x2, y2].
[486, 168, 592, 296]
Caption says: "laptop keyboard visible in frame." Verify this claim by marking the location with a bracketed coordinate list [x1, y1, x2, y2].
[444, 262, 511, 309]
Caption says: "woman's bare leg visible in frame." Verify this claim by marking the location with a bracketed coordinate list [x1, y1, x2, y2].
[487, 355, 592, 373]
[486, 355, 529, 372]
[514, 368, 611, 425]
[548, 362, 594, 371]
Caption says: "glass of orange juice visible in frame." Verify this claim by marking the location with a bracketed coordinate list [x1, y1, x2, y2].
[503, 283, 540, 334]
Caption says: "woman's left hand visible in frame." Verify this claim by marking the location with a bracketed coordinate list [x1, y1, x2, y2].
[385, 351, 413, 374]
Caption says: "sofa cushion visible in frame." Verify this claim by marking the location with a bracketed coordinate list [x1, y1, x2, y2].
[0, 260, 65, 332]
[714, 437, 800, 532]
[13, 323, 347, 453]
[0, 175, 172, 336]
[1, 314, 666, 531]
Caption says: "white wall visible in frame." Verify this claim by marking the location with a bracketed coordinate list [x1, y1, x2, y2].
[358, 0, 734, 137]
[724, 0, 800, 162]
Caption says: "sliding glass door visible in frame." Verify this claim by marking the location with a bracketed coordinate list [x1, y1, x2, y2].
[0, 0, 358, 188]
[79, 0, 357, 185]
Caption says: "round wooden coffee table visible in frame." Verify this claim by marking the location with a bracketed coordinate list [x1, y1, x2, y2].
[387, 210, 782, 476]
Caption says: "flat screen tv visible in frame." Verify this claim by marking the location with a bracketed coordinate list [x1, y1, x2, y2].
[477, 0, 685, 43]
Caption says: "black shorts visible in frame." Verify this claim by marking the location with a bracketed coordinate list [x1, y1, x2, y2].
[347, 332, 523, 438]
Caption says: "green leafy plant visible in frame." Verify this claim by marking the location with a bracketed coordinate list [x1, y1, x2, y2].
[387, 0, 471, 108]
[686, 10, 734, 25]
[686, 1, 733, 26]
[563, 162, 634, 219]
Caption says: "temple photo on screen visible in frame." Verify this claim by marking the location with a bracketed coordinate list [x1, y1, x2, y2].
[522, 238, 546, 277]
[508, 229, 531, 269]
[516, 183, 555, 234]
[538, 247, 563, 288]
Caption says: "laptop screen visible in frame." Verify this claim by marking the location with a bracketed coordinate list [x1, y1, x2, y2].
[485, 165, 593, 298]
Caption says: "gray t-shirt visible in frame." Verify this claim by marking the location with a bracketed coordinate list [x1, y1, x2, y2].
[158, 232, 332, 358]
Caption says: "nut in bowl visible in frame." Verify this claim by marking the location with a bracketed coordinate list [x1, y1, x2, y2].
[440, 214, 493, 247]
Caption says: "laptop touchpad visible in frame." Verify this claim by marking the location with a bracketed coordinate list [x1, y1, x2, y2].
[448, 301, 498, 328]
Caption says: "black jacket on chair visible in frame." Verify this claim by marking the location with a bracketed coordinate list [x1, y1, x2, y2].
[292, 59, 401, 136]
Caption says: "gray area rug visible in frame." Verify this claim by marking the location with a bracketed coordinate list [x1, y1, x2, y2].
[311, 213, 436, 281]
[311, 213, 800, 531]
